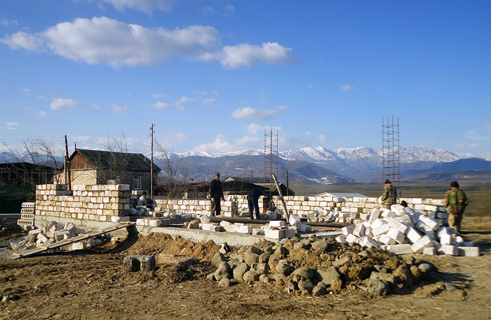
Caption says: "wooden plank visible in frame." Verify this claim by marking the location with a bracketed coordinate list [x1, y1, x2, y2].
[272, 174, 290, 220]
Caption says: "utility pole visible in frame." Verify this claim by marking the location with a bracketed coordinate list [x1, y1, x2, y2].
[64, 135, 71, 191]
[150, 124, 155, 199]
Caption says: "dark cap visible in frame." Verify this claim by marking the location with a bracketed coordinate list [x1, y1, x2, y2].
[384, 179, 391, 184]
[214, 172, 220, 177]
[450, 181, 459, 188]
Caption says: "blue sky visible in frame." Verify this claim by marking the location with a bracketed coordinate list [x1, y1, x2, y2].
[1, 0, 490, 159]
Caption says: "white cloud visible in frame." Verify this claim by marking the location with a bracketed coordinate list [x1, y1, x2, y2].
[278, 105, 288, 110]
[6, 122, 19, 126]
[23, 88, 31, 96]
[111, 103, 129, 113]
[341, 84, 355, 92]
[305, 131, 311, 136]
[202, 98, 216, 105]
[317, 134, 327, 144]
[232, 107, 278, 120]
[455, 143, 481, 149]
[203, 42, 295, 69]
[1, 31, 44, 51]
[153, 102, 172, 110]
[194, 134, 231, 153]
[176, 96, 196, 109]
[99, 0, 176, 13]
[50, 98, 82, 110]
[38, 111, 47, 117]
[464, 129, 491, 141]
[2, 18, 295, 69]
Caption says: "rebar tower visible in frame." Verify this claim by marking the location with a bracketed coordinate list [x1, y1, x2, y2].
[264, 128, 279, 191]
[382, 116, 400, 189]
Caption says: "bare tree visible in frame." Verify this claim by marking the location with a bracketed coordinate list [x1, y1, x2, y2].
[94, 134, 131, 184]
[155, 141, 191, 199]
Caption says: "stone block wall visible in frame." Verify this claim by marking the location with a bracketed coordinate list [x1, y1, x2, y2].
[156, 195, 446, 220]
[35, 184, 131, 223]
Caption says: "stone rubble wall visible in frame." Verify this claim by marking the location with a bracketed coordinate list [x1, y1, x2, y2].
[35, 184, 131, 223]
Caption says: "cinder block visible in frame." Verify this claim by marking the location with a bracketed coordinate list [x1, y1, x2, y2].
[458, 247, 480, 257]
[411, 235, 433, 253]
[388, 218, 408, 234]
[360, 236, 379, 248]
[386, 244, 413, 255]
[236, 225, 252, 234]
[438, 245, 458, 256]
[264, 228, 295, 239]
[346, 234, 359, 244]
[387, 228, 405, 244]
[372, 224, 390, 236]
[379, 234, 396, 245]
[418, 216, 438, 231]
[269, 220, 285, 227]
[439, 234, 455, 246]
[342, 225, 354, 236]
[423, 247, 436, 255]
[352, 224, 366, 237]
[369, 208, 381, 223]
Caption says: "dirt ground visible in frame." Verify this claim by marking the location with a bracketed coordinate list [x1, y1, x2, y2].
[0, 217, 490, 320]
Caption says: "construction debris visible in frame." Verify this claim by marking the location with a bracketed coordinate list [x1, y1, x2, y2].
[208, 237, 442, 296]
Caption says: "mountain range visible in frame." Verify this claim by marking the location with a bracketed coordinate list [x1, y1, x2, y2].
[2, 146, 490, 185]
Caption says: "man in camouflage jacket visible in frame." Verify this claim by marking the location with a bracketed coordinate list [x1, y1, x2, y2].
[444, 181, 469, 235]
[381, 179, 397, 209]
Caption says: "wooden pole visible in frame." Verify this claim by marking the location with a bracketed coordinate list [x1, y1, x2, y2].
[150, 124, 154, 199]
[64, 135, 71, 190]
[272, 174, 289, 220]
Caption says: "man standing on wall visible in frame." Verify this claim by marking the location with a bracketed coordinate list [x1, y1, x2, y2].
[209, 172, 225, 216]
[247, 186, 266, 220]
[444, 181, 469, 236]
[381, 179, 397, 209]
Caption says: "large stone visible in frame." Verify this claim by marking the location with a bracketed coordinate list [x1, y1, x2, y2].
[292, 266, 315, 279]
[123, 256, 140, 272]
[214, 262, 231, 281]
[244, 251, 260, 265]
[367, 279, 391, 296]
[317, 266, 341, 286]
[312, 282, 327, 296]
[243, 270, 260, 282]
[211, 252, 227, 268]
[311, 239, 328, 252]
[233, 263, 249, 281]
[218, 278, 231, 287]
[157, 254, 199, 266]
[275, 259, 295, 276]
[298, 280, 314, 294]
[251, 263, 269, 275]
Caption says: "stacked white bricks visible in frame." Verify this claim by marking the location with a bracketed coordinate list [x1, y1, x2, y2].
[35, 184, 131, 222]
[154, 195, 448, 223]
[17, 201, 36, 230]
[338, 204, 480, 257]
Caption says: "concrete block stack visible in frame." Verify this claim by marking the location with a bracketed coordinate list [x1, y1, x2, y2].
[35, 184, 131, 222]
[17, 201, 36, 230]
[337, 205, 480, 257]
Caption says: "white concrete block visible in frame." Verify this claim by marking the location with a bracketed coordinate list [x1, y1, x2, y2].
[264, 228, 295, 239]
[387, 228, 405, 244]
[438, 245, 458, 256]
[222, 224, 237, 233]
[423, 247, 436, 255]
[236, 225, 252, 234]
[334, 234, 346, 244]
[371, 218, 387, 230]
[458, 247, 480, 257]
[269, 220, 285, 227]
[411, 235, 434, 253]
[352, 224, 366, 237]
[372, 224, 390, 236]
[379, 234, 396, 245]
[439, 234, 455, 245]
[388, 218, 408, 234]
[346, 234, 359, 244]
[387, 244, 413, 255]
[342, 225, 354, 236]
[369, 208, 381, 223]
[418, 215, 438, 231]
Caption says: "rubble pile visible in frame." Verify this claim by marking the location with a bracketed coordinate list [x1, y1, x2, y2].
[336, 204, 480, 257]
[10, 221, 109, 252]
[208, 237, 440, 296]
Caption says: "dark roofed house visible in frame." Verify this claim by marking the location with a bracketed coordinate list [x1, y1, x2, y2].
[222, 177, 294, 196]
[60, 149, 160, 190]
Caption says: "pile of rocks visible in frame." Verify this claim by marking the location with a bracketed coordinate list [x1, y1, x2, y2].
[208, 237, 439, 296]
[336, 204, 480, 257]
[10, 221, 109, 252]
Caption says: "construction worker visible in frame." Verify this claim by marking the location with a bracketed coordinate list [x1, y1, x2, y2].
[209, 172, 225, 216]
[444, 181, 469, 236]
[381, 179, 397, 209]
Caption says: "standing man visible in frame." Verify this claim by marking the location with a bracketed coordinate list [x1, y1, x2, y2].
[381, 179, 397, 209]
[444, 181, 469, 236]
[247, 186, 266, 220]
[209, 172, 225, 216]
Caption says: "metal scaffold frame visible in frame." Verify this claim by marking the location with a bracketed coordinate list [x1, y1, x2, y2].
[382, 116, 400, 191]
[264, 128, 279, 191]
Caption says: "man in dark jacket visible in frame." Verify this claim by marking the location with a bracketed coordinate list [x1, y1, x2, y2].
[247, 186, 266, 220]
[209, 172, 225, 216]
[444, 181, 469, 235]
